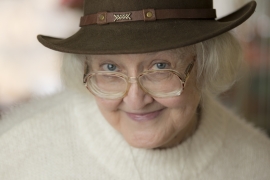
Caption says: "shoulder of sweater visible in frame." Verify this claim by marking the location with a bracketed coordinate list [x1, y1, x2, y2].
[213, 94, 269, 144]
[204, 95, 270, 171]
[224, 108, 270, 164]
[203, 94, 269, 143]
[0, 90, 96, 136]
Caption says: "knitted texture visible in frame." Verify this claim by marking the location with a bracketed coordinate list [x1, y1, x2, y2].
[0, 90, 270, 180]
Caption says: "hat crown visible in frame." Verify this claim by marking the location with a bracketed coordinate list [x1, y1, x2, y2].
[83, 0, 213, 15]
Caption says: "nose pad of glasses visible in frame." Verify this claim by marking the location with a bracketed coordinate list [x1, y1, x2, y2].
[127, 77, 149, 96]
[128, 77, 137, 84]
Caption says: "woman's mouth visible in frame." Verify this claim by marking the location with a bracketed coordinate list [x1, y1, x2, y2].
[125, 109, 164, 122]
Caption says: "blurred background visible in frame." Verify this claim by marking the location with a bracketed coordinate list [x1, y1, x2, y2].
[0, 0, 269, 136]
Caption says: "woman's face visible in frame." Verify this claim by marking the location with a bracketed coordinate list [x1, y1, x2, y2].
[88, 50, 201, 149]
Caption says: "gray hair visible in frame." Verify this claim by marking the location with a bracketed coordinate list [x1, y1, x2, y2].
[61, 32, 243, 97]
[196, 32, 243, 95]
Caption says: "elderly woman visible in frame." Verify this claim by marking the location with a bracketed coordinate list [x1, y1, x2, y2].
[1, 0, 270, 179]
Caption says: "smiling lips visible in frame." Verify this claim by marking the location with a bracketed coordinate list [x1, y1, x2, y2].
[126, 109, 164, 122]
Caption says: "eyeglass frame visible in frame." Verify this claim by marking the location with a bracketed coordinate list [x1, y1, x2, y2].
[83, 56, 196, 99]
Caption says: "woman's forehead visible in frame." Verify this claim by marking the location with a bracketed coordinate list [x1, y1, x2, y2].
[86, 46, 195, 63]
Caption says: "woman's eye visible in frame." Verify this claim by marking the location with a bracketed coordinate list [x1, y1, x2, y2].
[102, 63, 118, 71]
[153, 63, 169, 70]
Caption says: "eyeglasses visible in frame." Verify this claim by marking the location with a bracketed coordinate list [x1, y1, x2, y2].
[83, 58, 196, 99]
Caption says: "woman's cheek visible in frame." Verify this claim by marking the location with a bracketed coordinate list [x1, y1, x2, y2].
[94, 97, 122, 111]
[154, 96, 186, 108]
[95, 97, 122, 130]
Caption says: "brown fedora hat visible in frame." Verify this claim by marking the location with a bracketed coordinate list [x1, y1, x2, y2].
[37, 0, 256, 54]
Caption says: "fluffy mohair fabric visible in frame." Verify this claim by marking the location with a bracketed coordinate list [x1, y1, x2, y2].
[0, 90, 270, 180]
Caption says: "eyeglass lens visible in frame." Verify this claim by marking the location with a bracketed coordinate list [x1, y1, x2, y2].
[86, 71, 183, 99]
[139, 71, 183, 97]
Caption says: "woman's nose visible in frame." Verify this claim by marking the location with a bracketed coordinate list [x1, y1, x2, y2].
[123, 82, 153, 110]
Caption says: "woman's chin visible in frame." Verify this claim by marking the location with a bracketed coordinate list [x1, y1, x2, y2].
[123, 133, 165, 149]
[128, 140, 158, 149]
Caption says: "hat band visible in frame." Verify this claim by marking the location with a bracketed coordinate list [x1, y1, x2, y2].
[80, 8, 216, 26]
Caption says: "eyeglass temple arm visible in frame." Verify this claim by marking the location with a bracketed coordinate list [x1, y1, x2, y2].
[181, 57, 196, 90]
[83, 62, 89, 83]
[184, 57, 196, 77]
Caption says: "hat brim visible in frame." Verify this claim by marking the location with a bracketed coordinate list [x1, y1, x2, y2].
[37, 1, 256, 54]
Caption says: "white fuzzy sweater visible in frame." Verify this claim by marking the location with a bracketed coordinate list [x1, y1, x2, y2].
[0, 90, 270, 180]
